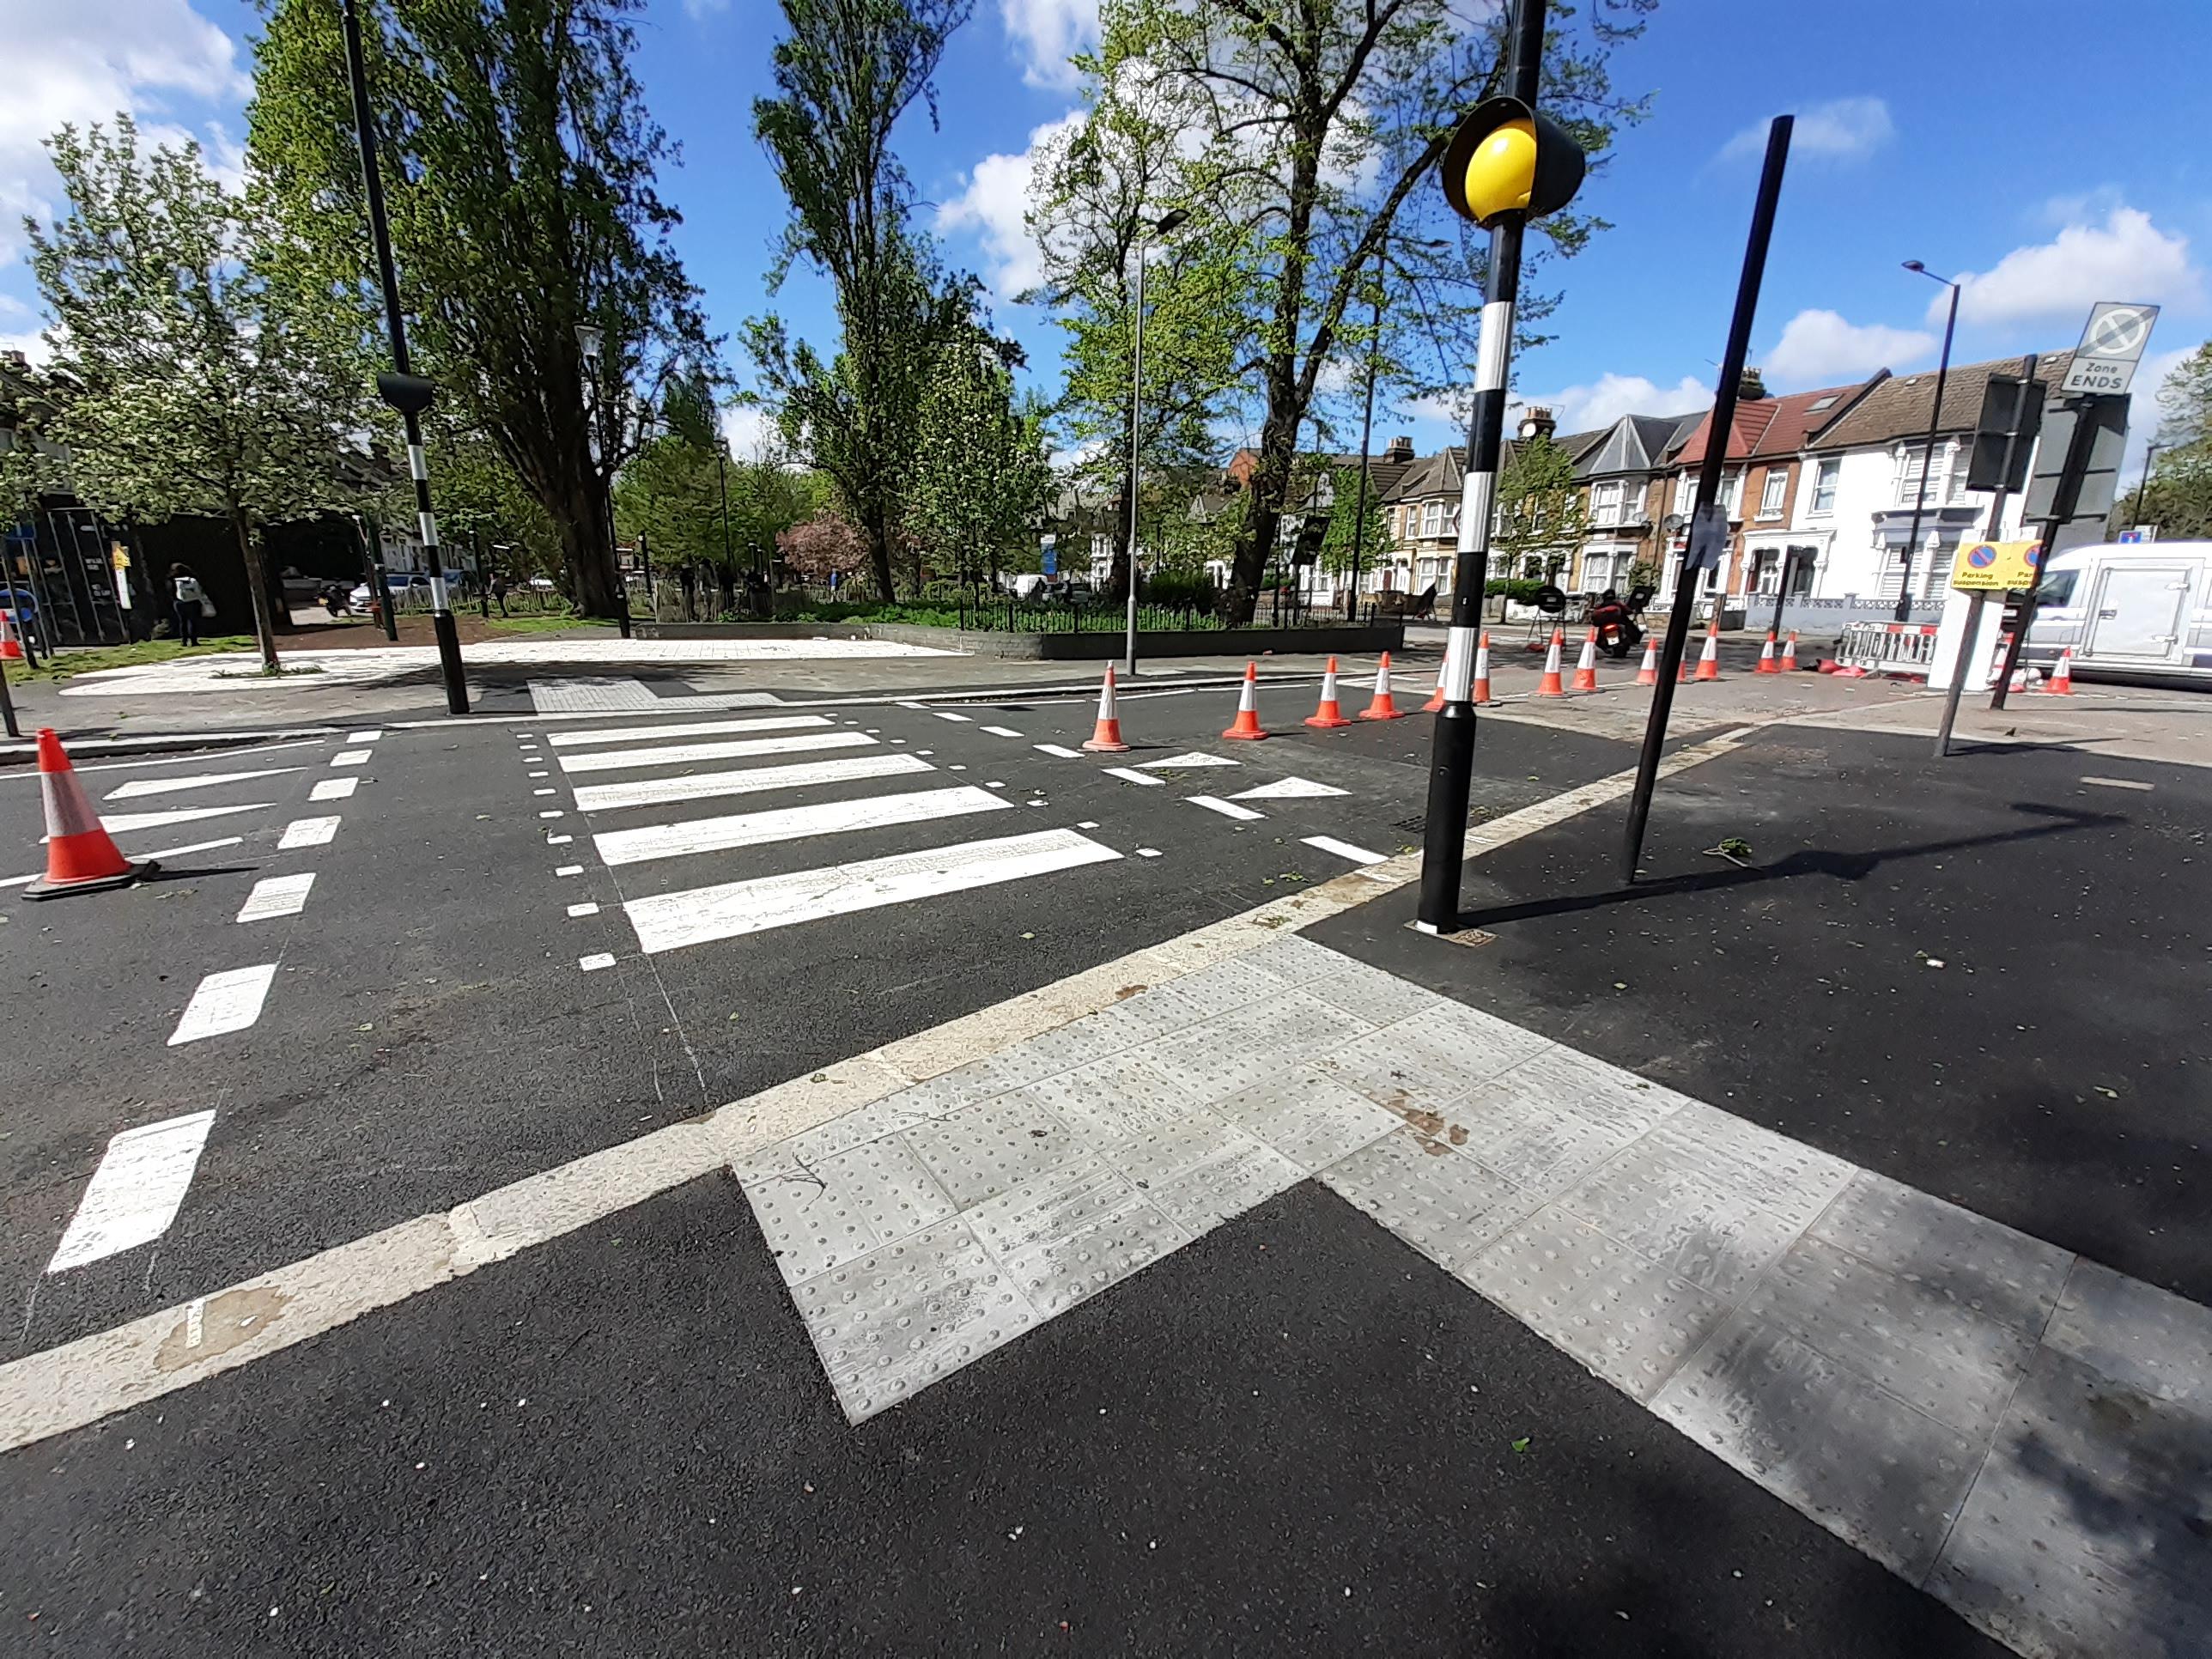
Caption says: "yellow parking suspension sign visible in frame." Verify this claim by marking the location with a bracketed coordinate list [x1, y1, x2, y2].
[1949, 538, 2041, 592]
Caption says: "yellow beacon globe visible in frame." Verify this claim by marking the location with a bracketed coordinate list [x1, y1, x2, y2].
[1462, 118, 1538, 224]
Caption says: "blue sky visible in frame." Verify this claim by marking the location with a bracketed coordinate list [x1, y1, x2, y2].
[7, 0, 2206, 476]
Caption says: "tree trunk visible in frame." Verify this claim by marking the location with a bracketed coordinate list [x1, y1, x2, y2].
[1223, 406, 1297, 624]
[559, 479, 623, 617]
[1103, 475, 1133, 603]
[231, 508, 281, 672]
[859, 501, 896, 600]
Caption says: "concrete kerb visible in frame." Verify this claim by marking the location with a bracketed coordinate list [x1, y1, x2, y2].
[0, 726, 344, 768]
[0, 725, 1759, 1455]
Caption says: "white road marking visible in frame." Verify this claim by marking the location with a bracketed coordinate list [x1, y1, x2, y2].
[1301, 835, 1386, 866]
[235, 872, 316, 922]
[625, 828, 1122, 953]
[277, 817, 341, 850]
[1232, 776, 1349, 800]
[1077, 821, 1099, 830]
[1103, 767, 1164, 787]
[347, 729, 382, 743]
[981, 725, 1024, 738]
[528, 770, 549, 779]
[933, 711, 973, 722]
[557, 730, 877, 775]
[533, 788, 555, 797]
[556, 864, 584, 877]
[104, 767, 303, 801]
[579, 952, 616, 971]
[1137, 847, 1162, 857]
[538, 810, 564, 819]
[1139, 750, 1239, 769]
[310, 778, 358, 802]
[46, 1111, 217, 1273]
[80, 803, 273, 837]
[168, 964, 277, 1045]
[547, 714, 831, 748]
[2079, 775, 2154, 792]
[330, 750, 370, 768]
[1188, 795, 1263, 821]
[4, 835, 246, 888]
[592, 785, 1012, 868]
[570, 751, 932, 813]
[566, 902, 600, 918]
[1034, 744, 1081, 758]
[547, 834, 574, 845]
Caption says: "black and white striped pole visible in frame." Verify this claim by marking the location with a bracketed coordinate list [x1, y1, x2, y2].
[1415, 0, 1583, 933]
[342, 0, 469, 715]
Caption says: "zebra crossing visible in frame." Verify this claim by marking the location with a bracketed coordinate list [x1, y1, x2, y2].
[532, 712, 1130, 963]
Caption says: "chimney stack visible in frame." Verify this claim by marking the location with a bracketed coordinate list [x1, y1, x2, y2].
[1383, 434, 1413, 464]
[1516, 406, 1557, 441]
[1736, 368, 1768, 401]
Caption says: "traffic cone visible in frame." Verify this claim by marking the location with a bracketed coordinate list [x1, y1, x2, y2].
[1692, 621, 1722, 681]
[2044, 647, 2075, 695]
[1635, 637, 1658, 685]
[1079, 664, 1129, 752]
[0, 609, 22, 662]
[24, 729, 155, 900]
[1304, 657, 1352, 728]
[1357, 653, 1405, 720]
[1571, 628, 1599, 692]
[1221, 661, 1269, 740]
[1536, 627, 1565, 696]
[1754, 629, 1779, 673]
[1471, 633, 1493, 705]
[1781, 631, 1800, 673]
[1421, 665, 1445, 713]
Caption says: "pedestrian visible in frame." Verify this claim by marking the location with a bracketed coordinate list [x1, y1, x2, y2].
[490, 572, 509, 617]
[170, 563, 207, 645]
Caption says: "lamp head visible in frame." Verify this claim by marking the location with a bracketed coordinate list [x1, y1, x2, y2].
[1441, 96, 1584, 228]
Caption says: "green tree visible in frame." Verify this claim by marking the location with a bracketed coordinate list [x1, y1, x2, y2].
[748, 0, 978, 600]
[247, 0, 713, 620]
[27, 119, 367, 670]
[1492, 434, 1589, 580]
[614, 374, 726, 574]
[1318, 464, 1389, 582]
[1063, 0, 1643, 622]
[906, 344, 1053, 586]
[2119, 342, 2212, 538]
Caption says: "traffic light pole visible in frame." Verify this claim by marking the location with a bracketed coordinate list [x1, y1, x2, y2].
[1620, 115, 1793, 883]
[1987, 390, 2100, 711]
[1413, 0, 1547, 934]
[342, 0, 468, 716]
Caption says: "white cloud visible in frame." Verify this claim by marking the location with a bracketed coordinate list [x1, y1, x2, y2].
[1720, 96, 1891, 164]
[1000, 0, 1098, 91]
[0, 0, 248, 258]
[1944, 206, 2203, 326]
[720, 402, 781, 461]
[684, 0, 729, 17]
[937, 111, 1085, 301]
[1508, 372, 1711, 437]
[0, 328, 53, 367]
[1764, 308, 1935, 388]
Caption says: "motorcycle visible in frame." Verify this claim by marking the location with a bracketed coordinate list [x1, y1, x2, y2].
[1590, 585, 1655, 659]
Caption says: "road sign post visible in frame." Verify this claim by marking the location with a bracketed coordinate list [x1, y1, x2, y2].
[1935, 357, 2038, 757]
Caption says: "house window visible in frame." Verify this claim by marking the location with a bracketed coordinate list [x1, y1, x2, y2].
[1590, 480, 1623, 520]
[1809, 457, 1839, 515]
[1721, 471, 1742, 514]
[1420, 500, 1443, 537]
[1896, 444, 1946, 509]
[1759, 470, 1787, 519]
[1946, 440, 1971, 503]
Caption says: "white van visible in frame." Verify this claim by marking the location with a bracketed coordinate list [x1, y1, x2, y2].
[2021, 541, 2212, 685]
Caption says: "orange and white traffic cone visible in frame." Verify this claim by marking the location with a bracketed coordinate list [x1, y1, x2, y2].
[2044, 647, 2076, 695]
[1781, 630, 1799, 672]
[1421, 665, 1445, 713]
[1304, 656, 1352, 728]
[1636, 637, 1658, 686]
[1221, 660, 1269, 740]
[1536, 627, 1565, 696]
[24, 729, 155, 900]
[1079, 664, 1129, 752]
[1358, 652, 1405, 720]
[1754, 629, 1779, 673]
[0, 609, 23, 662]
[1470, 632, 1493, 705]
[1692, 620, 1722, 681]
[1571, 628, 1600, 692]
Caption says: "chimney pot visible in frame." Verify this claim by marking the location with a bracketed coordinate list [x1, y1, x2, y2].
[1737, 368, 1768, 401]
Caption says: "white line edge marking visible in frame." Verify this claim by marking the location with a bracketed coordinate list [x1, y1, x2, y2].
[1188, 795, 1263, 821]
[567, 902, 600, 918]
[580, 952, 616, 971]
[1301, 835, 1387, 866]
[167, 963, 278, 1046]
[277, 817, 341, 850]
[981, 726, 1023, 738]
[555, 865, 584, 877]
[235, 872, 316, 923]
[1102, 767, 1164, 787]
[46, 1111, 218, 1273]
[309, 778, 358, 801]
[2078, 775, 2154, 791]
[103, 767, 304, 801]
[1034, 744, 1081, 758]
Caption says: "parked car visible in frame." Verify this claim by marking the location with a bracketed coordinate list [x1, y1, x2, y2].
[2021, 541, 2212, 686]
[348, 574, 434, 611]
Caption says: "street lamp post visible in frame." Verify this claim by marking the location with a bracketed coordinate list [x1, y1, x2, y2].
[2130, 441, 2163, 526]
[574, 324, 633, 639]
[341, 0, 467, 714]
[1894, 260, 1960, 623]
[1350, 236, 1449, 619]
[1125, 207, 1188, 678]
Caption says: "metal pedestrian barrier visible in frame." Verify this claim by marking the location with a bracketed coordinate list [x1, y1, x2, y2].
[1836, 620, 1940, 676]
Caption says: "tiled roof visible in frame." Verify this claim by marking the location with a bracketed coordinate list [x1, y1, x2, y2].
[1806, 350, 2075, 451]
[1385, 447, 1465, 502]
[1672, 378, 1881, 467]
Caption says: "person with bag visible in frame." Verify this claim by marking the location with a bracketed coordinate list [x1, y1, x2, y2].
[170, 563, 210, 645]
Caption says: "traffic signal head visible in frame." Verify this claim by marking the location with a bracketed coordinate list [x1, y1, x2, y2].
[1441, 96, 1585, 228]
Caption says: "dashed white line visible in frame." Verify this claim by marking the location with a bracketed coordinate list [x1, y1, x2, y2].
[2079, 775, 2154, 792]
[104, 767, 302, 801]
[1103, 767, 1164, 787]
[555, 865, 584, 877]
[528, 770, 549, 779]
[1188, 795, 1263, 822]
[310, 777, 358, 802]
[533, 788, 556, 797]
[981, 725, 1024, 738]
[1034, 744, 1082, 758]
[933, 711, 973, 723]
[277, 817, 341, 850]
[330, 750, 370, 768]
[1301, 835, 1386, 866]
[538, 810, 564, 819]
[547, 834, 574, 845]
[579, 952, 617, 972]
[46, 1111, 217, 1273]
[347, 729, 383, 743]
[167, 964, 277, 1046]
[567, 902, 601, 918]
[235, 872, 316, 922]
